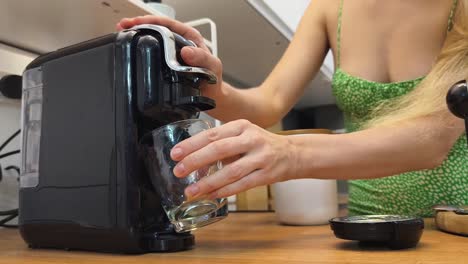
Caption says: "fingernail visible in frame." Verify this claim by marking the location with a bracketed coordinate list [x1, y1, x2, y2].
[171, 147, 183, 159]
[186, 185, 200, 197]
[174, 163, 186, 176]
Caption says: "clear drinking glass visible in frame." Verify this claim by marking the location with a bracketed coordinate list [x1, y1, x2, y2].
[143, 119, 228, 233]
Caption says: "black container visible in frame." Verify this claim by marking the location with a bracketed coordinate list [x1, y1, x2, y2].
[330, 215, 424, 249]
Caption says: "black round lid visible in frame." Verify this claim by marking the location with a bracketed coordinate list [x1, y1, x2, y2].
[329, 215, 424, 249]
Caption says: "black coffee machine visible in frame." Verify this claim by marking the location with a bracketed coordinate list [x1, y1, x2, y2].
[19, 25, 218, 253]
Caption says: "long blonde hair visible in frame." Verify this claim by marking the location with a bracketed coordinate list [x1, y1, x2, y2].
[365, 0, 468, 128]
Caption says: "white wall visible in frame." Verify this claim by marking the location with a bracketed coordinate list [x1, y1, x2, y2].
[254, 0, 335, 76]
[264, 0, 311, 30]
[0, 44, 36, 215]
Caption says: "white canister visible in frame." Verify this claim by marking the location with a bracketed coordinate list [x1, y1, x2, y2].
[273, 129, 338, 225]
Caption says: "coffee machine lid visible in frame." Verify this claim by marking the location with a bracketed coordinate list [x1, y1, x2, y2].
[129, 24, 217, 84]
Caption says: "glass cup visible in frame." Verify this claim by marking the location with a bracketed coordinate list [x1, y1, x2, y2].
[143, 119, 228, 233]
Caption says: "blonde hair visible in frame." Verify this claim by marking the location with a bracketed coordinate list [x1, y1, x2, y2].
[365, 0, 468, 128]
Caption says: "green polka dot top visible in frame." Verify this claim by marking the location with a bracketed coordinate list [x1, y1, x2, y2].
[331, 0, 467, 217]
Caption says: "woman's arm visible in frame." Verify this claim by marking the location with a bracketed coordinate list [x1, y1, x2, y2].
[117, 0, 331, 127]
[169, 113, 464, 199]
[292, 113, 464, 180]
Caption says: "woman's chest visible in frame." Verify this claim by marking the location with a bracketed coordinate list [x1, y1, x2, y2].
[326, 0, 453, 83]
[331, 70, 421, 119]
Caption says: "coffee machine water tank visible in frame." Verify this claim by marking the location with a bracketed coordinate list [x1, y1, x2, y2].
[19, 25, 219, 253]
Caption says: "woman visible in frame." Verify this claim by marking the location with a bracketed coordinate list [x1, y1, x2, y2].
[117, 0, 468, 216]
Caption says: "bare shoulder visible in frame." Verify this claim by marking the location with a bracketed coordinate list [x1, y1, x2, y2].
[304, 0, 341, 30]
[308, 0, 340, 17]
[302, 0, 340, 48]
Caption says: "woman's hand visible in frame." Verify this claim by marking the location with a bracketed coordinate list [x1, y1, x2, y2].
[170, 119, 299, 199]
[116, 15, 224, 101]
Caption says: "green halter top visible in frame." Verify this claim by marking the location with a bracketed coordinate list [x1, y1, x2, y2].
[331, 0, 467, 217]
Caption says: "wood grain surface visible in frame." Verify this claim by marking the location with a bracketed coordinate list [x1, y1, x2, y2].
[0, 213, 467, 264]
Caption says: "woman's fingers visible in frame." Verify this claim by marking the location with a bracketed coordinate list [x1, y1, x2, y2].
[175, 120, 295, 199]
[116, 17, 134, 30]
[116, 22, 124, 31]
[221, 155, 241, 166]
[173, 136, 251, 177]
[184, 155, 262, 198]
[171, 120, 251, 161]
[180, 46, 223, 75]
[116, 15, 207, 50]
[210, 170, 265, 199]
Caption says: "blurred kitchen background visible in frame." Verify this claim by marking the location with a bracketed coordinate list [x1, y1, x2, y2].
[0, 0, 346, 214]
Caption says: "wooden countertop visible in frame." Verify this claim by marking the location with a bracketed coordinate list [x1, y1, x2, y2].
[0, 212, 467, 264]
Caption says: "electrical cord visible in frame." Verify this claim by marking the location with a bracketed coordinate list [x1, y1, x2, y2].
[0, 168, 20, 228]
[0, 209, 18, 216]
[5, 166, 20, 182]
[0, 164, 20, 182]
[0, 212, 18, 228]
[0, 129, 21, 228]
[0, 76, 22, 228]
[0, 129, 20, 152]
[0, 150, 20, 159]
[5, 166, 20, 175]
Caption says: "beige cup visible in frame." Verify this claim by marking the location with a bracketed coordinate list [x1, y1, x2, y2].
[272, 129, 338, 225]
